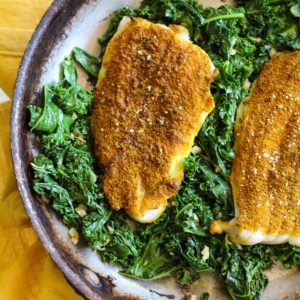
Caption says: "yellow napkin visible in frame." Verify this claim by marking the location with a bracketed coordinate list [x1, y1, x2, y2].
[0, 1, 83, 299]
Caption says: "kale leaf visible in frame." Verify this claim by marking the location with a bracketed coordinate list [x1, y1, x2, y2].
[121, 233, 179, 280]
[82, 211, 111, 250]
[53, 57, 93, 116]
[184, 155, 233, 219]
[275, 244, 300, 269]
[31, 154, 80, 226]
[238, 0, 300, 50]
[101, 218, 142, 266]
[28, 85, 66, 133]
[200, 293, 210, 300]
[220, 237, 274, 300]
[73, 47, 101, 79]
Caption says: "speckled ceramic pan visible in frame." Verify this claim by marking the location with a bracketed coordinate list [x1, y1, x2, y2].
[11, 0, 300, 299]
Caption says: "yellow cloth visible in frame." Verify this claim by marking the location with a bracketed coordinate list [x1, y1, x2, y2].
[0, 1, 83, 299]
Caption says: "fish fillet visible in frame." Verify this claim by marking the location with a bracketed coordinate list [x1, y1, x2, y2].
[211, 52, 300, 246]
[91, 17, 216, 222]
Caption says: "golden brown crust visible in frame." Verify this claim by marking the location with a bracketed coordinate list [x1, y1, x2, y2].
[91, 18, 215, 220]
[231, 51, 300, 237]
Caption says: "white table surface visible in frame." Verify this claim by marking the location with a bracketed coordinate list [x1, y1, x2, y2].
[0, 88, 9, 103]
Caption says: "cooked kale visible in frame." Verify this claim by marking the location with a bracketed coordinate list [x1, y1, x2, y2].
[73, 47, 101, 80]
[28, 1, 300, 299]
[121, 233, 179, 280]
[237, 0, 300, 50]
[53, 57, 93, 115]
[31, 154, 80, 226]
[200, 293, 210, 300]
[275, 244, 300, 269]
[220, 238, 274, 300]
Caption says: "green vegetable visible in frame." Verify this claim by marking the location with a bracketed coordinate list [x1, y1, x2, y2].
[28, 1, 300, 300]
[184, 155, 233, 219]
[52, 84, 92, 116]
[220, 237, 273, 300]
[62, 56, 78, 86]
[73, 47, 101, 79]
[275, 244, 300, 269]
[121, 233, 179, 280]
[82, 211, 111, 250]
[28, 105, 42, 128]
[238, 0, 300, 50]
[200, 292, 209, 300]
[28, 85, 64, 133]
[101, 219, 142, 266]
[53, 57, 93, 115]
[31, 154, 79, 226]
[180, 236, 214, 273]
[291, 3, 300, 18]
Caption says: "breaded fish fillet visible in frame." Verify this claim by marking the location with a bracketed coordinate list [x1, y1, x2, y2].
[211, 52, 300, 246]
[92, 17, 216, 222]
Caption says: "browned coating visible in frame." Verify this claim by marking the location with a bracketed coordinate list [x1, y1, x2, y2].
[230, 52, 300, 237]
[91, 18, 215, 220]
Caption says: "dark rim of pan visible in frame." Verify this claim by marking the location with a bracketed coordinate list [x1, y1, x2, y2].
[10, 1, 151, 299]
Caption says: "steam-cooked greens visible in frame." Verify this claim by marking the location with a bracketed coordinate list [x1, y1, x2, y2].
[28, 0, 300, 299]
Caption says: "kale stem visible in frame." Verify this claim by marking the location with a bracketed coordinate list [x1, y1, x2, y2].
[204, 13, 245, 24]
